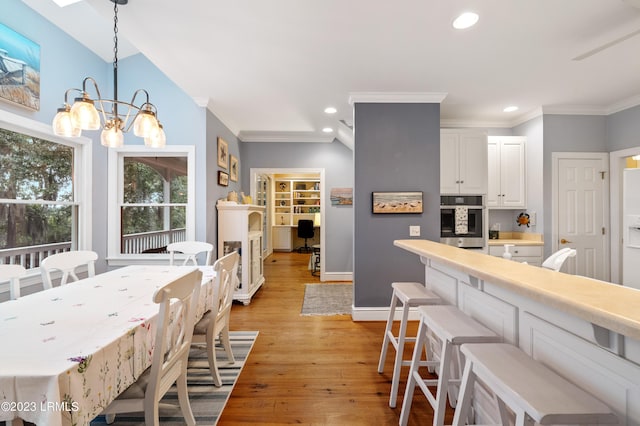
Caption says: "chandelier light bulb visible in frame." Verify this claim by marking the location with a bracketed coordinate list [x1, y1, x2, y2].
[52, 106, 81, 137]
[70, 96, 100, 130]
[101, 122, 124, 148]
[133, 108, 159, 138]
[144, 123, 166, 148]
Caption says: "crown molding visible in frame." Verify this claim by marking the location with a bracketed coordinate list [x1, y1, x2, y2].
[541, 105, 608, 116]
[238, 131, 335, 143]
[192, 96, 210, 108]
[348, 92, 448, 105]
[606, 93, 640, 115]
[440, 118, 513, 128]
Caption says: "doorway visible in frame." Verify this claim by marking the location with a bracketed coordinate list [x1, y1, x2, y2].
[551, 152, 609, 280]
[250, 168, 326, 280]
[609, 146, 640, 284]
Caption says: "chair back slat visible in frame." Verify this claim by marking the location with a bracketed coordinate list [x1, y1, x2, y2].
[167, 241, 214, 266]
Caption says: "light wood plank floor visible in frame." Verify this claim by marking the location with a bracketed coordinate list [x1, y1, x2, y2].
[219, 251, 451, 425]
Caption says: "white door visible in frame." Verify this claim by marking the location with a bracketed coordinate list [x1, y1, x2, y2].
[553, 153, 609, 280]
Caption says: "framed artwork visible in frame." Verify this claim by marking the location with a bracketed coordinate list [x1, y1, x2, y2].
[217, 137, 228, 169]
[230, 155, 238, 181]
[218, 170, 229, 186]
[0, 23, 40, 110]
[372, 191, 423, 214]
[330, 188, 353, 206]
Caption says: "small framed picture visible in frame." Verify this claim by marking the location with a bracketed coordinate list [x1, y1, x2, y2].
[218, 170, 229, 186]
[372, 191, 423, 214]
[217, 137, 228, 169]
[230, 155, 238, 181]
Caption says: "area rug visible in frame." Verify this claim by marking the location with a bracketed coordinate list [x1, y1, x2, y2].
[90, 330, 258, 426]
[301, 283, 353, 316]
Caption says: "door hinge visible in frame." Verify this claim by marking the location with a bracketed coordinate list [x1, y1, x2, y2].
[602, 227, 606, 235]
[600, 171, 606, 180]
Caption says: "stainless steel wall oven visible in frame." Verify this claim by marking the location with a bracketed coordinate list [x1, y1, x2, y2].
[440, 195, 485, 249]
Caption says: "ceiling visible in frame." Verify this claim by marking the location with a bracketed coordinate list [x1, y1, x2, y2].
[22, 0, 640, 144]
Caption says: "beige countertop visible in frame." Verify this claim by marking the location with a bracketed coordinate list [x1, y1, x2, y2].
[488, 232, 544, 246]
[394, 239, 640, 340]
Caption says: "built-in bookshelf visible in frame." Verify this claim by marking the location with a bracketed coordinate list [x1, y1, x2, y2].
[274, 179, 320, 226]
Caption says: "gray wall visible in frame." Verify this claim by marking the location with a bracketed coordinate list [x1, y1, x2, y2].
[607, 104, 640, 152]
[240, 140, 354, 273]
[353, 103, 440, 307]
[541, 115, 607, 256]
[206, 111, 243, 251]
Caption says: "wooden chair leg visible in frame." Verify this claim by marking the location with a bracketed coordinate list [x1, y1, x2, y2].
[399, 319, 428, 426]
[452, 359, 476, 426]
[220, 327, 236, 364]
[176, 373, 196, 426]
[389, 302, 411, 408]
[377, 292, 398, 373]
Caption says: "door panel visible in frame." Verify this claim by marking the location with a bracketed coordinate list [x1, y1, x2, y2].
[556, 157, 607, 280]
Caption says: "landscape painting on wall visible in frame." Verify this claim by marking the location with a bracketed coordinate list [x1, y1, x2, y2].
[0, 23, 40, 110]
[330, 188, 353, 205]
[372, 191, 423, 214]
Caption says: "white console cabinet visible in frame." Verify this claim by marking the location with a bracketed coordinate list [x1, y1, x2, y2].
[217, 203, 266, 305]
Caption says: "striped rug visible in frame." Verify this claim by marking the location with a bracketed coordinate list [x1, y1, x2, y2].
[90, 331, 258, 426]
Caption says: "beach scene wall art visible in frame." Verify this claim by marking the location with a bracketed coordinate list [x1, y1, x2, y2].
[330, 187, 353, 205]
[372, 191, 423, 214]
[0, 23, 40, 110]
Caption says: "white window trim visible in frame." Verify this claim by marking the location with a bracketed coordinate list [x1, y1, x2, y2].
[0, 109, 93, 290]
[106, 145, 196, 266]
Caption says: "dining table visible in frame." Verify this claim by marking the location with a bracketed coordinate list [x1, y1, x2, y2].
[0, 264, 215, 426]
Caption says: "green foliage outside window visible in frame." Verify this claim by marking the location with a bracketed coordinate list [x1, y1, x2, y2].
[0, 128, 74, 249]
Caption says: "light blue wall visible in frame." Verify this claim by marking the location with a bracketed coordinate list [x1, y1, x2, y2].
[2, 0, 212, 271]
[513, 116, 544, 237]
[354, 103, 440, 307]
[240, 139, 354, 273]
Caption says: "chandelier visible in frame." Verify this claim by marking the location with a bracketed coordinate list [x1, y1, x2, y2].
[52, 0, 165, 148]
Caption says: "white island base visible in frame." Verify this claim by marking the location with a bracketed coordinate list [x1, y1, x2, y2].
[394, 239, 640, 425]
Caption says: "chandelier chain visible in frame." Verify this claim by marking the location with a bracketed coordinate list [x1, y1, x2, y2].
[113, 1, 119, 71]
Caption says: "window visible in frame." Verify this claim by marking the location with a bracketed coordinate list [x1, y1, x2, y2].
[0, 110, 92, 269]
[107, 146, 195, 264]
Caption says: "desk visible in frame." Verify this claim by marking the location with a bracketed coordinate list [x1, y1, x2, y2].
[0, 265, 214, 426]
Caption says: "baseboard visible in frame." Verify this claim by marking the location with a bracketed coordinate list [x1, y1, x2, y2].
[350, 305, 423, 322]
[322, 271, 352, 281]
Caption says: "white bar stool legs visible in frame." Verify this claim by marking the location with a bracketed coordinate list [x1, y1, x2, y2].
[377, 282, 441, 408]
[399, 305, 501, 426]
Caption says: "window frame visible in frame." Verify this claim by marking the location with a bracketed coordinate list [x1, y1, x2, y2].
[107, 145, 195, 265]
[0, 109, 93, 275]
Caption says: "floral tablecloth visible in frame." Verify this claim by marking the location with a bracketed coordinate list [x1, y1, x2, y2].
[0, 265, 214, 426]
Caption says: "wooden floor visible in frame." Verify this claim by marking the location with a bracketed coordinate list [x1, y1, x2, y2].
[219, 251, 452, 425]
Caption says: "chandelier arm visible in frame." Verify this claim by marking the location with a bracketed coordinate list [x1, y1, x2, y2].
[80, 76, 111, 124]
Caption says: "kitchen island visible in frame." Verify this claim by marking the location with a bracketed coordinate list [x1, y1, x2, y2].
[394, 239, 640, 424]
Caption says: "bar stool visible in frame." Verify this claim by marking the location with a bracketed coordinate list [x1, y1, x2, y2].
[378, 281, 442, 408]
[399, 305, 501, 426]
[452, 343, 617, 426]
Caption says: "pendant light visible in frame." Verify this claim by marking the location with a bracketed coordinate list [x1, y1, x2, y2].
[52, 0, 166, 148]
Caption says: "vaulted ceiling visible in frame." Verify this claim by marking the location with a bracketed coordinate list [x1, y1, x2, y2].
[23, 0, 640, 142]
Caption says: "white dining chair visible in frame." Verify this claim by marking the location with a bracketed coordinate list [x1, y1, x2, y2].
[40, 250, 98, 290]
[101, 268, 202, 426]
[0, 264, 27, 300]
[542, 247, 577, 272]
[192, 251, 239, 386]
[167, 241, 214, 266]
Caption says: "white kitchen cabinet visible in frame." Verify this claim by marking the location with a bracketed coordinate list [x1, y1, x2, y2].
[440, 129, 488, 195]
[487, 136, 526, 208]
[488, 244, 543, 266]
[217, 203, 266, 305]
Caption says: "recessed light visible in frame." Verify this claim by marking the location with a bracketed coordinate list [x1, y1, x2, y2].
[52, 0, 84, 6]
[503, 106, 519, 113]
[452, 12, 479, 30]
[322, 127, 334, 133]
[324, 107, 337, 114]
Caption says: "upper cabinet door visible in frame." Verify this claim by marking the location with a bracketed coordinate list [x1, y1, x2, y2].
[487, 136, 526, 209]
[440, 130, 488, 195]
